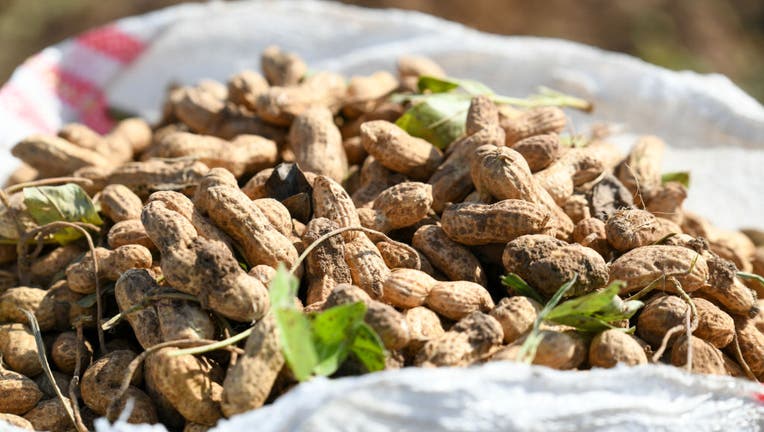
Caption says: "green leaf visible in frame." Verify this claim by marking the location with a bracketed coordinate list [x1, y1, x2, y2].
[395, 93, 470, 149]
[269, 264, 299, 310]
[350, 322, 387, 373]
[500, 273, 544, 304]
[661, 172, 690, 188]
[417, 76, 460, 93]
[417, 75, 494, 96]
[23, 183, 102, 244]
[737, 271, 764, 288]
[310, 302, 367, 377]
[516, 274, 578, 363]
[545, 281, 643, 332]
[274, 307, 317, 382]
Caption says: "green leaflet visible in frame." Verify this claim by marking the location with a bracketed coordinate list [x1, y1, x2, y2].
[546, 281, 643, 332]
[661, 171, 691, 188]
[500, 273, 544, 304]
[274, 307, 317, 382]
[22, 183, 102, 244]
[269, 265, 386, 381]
[395, 93, 470, 150]
[417, 75, 494, 95]
[310, 302, 367, 376]
[350, 322, 387, 373]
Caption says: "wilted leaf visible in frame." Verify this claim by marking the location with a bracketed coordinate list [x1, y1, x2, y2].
[545, 281, 643, 332]
[310, 302, 366, 376]
[23, 183, 102, 244]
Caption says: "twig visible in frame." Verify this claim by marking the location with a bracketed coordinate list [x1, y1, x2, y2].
[22, 310, 86, 432]
[101, 292, 200, 331]
[731, 334, 758, 382]
[19, 221, 106, 354]
[68, 323, 87, 432]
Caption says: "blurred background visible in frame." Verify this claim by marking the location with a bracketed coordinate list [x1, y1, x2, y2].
[1, 0, 762, 102]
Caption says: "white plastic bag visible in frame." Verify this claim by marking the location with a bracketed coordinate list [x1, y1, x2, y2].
[1, 2, 763, 431]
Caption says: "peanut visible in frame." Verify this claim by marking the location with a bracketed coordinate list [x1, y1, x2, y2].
[50, 331, 93, 375]
[0, 323, 42, 376]
[0, 286, 55, 331]
[227, 70, 269, 109]
[351, 156, 407, 209]
[255, 72, 346, 126]
[588, 329, 648, 368]
[616, 135, 665, 204]
[645, 182, 687, 225]
[142, 199, 269, 322]
[65, 244, 152, 294]
[609, 245, 708, 295]
[11, 134, 111, 177]
[145, 348, 223, 425]
[194, 168, 298, 269]
[562, 194, 591, 224]
[500, 106, 566, 145]
[428, 96, 504, 212]
[312, 175, 362, 241]
[107, 219, 156, 251]
[0, 413, 34, 430]
[99, 184, 143, 222]
[440, 200, 553, 245]
[358, 182, 433, 233]
[106, 159, 209, 199]
[288, 107, 347, 182]
[172, 84, 285, 142]
[425, 281, 494, 321]
[572, 217, 610, 257]
[489, 296, 542, 344]
[343, 72, 399, 118]
[412, 225, 487, 286]
[261, 45, 307, 87]
[376, 240, 429, 272]
[415, 311, 503, 367]
[221, 314, 284, 417]
[403, 306, 445, 353]
[733, 317, 764, 380]
[503, 234, 609, 298]
[670, 336, 727, 376]
[302, 218, 352, 305]
[511, 133, 560, 172]
[360, 120, 443, 180]
[471, 143, 574, 238]
[0, 363, 42, 415]
[698, 253, 758, 317]
[605, 209, 673, 252]
[343, 235, 390, 299]
[153, 132, 278, 178]
[533, 147, 605, 206]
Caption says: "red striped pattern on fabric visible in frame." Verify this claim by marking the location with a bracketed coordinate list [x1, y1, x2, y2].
[0, 85, 55, 133]
[75, 24, 145, 63]
[50, 66, 114, 133]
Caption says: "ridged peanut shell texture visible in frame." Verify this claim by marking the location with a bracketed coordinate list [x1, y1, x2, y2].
[610, 245, 708, 294]
[503, 234, 609, 298]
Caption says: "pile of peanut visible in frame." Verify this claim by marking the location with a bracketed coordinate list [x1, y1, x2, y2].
[0, 46, 762, 431]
